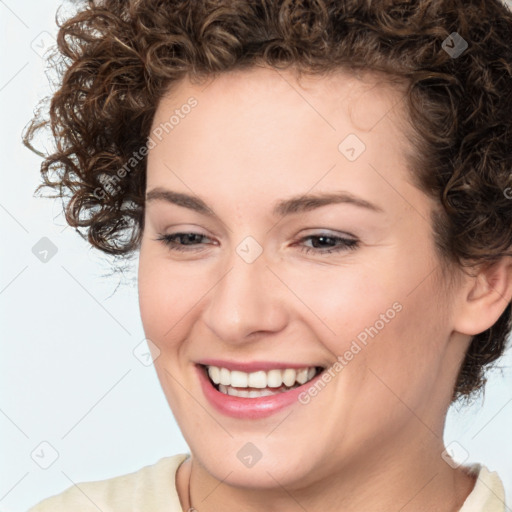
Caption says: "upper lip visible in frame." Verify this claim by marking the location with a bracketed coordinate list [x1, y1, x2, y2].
[196, 359, 324, 372]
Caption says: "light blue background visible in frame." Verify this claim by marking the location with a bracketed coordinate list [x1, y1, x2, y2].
[1, 1, 511, 511]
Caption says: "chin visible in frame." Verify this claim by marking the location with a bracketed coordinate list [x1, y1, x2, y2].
[189, 438, 322, 490]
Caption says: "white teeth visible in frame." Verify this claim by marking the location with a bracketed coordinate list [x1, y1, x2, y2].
[206, 364, 320, 391]
[219, 383, 285, 398]
[230, 370, 248, 387]
[227, 386, 239, 396]
[207, 366, 220, 384]
[296, 368, 309, 384]
[219, 367, 231, 385]
[266, 369, 282, 387]
[248, 370, 267, 388]
[282, 368, 297, 387]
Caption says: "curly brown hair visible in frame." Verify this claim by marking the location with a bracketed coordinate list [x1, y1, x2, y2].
[23, 0, 512, 403]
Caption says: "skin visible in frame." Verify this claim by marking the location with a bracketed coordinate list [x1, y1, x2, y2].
[137, 66, 512, 512]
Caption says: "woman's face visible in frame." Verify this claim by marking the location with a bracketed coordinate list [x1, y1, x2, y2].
[138, 66, 467, 488]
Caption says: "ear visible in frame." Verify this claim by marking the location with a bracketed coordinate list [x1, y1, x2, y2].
[453, 256, 512, 336]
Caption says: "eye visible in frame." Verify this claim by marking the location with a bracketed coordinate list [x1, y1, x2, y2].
[294, 233, 359, 255]
[154, 232, 215, 252]
[155, 231, 359, 255]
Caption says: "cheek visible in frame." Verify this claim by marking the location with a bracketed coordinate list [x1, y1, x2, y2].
[138, 245, 174, 339]
[281, 261, 393, 347]
[305, 250, 447, 394]
[137, 247, 210, 346]
[337, 275, 449, 418]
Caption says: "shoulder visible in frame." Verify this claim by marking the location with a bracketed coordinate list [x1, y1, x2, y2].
[26, 453, 190, 512]
[459, 463, 507, 512]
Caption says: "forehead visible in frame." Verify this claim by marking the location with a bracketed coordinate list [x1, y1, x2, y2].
[146, 66, 419, 213]
[152, 66, 409, 134]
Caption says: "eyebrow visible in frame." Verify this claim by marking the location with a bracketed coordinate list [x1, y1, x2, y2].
[145, 187, 384, 218]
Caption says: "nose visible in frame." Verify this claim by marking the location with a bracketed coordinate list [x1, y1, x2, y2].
[201, 245, 289, 346]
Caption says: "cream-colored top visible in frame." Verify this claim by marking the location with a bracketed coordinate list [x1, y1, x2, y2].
[26, 453, 507, 511]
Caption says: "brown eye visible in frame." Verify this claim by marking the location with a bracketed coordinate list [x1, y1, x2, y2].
[295, 234, 359, 255]
[155, 232, 214, 252]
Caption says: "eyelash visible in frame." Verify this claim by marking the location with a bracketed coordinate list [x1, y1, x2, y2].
[154, 232, 359, 255]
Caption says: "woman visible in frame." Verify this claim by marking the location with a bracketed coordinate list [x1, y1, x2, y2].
[24, 0, 512, 510]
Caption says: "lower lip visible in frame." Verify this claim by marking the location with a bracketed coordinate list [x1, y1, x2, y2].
[196, 365, 323, 419]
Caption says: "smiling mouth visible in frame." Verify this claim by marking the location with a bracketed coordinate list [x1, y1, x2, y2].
[200, 364, 325, 398]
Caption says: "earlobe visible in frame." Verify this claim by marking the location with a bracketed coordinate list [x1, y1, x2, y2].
[454, 256, 512, 336]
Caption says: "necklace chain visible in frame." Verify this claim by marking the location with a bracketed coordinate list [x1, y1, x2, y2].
[186, 462, 195, 512]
